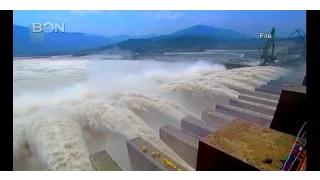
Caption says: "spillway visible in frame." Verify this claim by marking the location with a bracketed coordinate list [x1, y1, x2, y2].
[13, 58, 304, 170]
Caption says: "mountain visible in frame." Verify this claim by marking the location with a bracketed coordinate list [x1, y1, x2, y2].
[109, 35, 134, 43]
[108, 34, 159, 42]
[13, 25, 114, 56]
[114, 35, 263, 51]
[87, 25, 258, 52]
[139, 34, 159, 39]
[86, 25, 300, 54]
[169, 25, 248, 39]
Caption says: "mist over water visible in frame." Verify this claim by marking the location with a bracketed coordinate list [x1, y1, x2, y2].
[13, 57, 289, 171]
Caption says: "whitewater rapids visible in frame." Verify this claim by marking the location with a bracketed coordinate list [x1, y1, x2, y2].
[13, 58, 290, 171]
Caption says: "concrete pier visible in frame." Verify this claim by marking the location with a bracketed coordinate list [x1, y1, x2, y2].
[255, 86, 282, 95]
[159, 125, 199, 168]
[234, 88, 280, 101]
[181, 117, 218, 138]
[260, 84, 293, 93]
[90, 150, 122, 171]
[267, 81, 294, 87]
[215, 104, 272, 126]
[202, 109, 235, 126]
[278, 76, 305, 83]
[126, 137, 191, 171]
[238, 94, 278, 107]
[268, 79, 300, 86]
[256, 75, 305, 95]
[229, 98, 276, 116]
[261, 84, 284, 90]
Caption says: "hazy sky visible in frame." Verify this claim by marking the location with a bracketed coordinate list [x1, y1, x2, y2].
[13, 10, 306, 37]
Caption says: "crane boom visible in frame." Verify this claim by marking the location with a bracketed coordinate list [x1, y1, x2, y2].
[288, 28, 306, 49]
[298, 28, 305, 35]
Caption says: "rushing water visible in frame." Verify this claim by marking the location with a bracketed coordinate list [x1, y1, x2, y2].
[13, 57, 289, 170]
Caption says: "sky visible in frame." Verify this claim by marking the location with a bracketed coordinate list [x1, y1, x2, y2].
[13, 10, 306, 37]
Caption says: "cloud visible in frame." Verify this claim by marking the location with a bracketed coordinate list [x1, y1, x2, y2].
[69, 10, 102, 16]
[144, 11, 193, 20]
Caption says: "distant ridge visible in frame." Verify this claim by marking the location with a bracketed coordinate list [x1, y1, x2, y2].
[14, 24, 299, 57]
[109, 34, 158, 42]
[169, 25, 248, 39]
[84, 25, 260, 53]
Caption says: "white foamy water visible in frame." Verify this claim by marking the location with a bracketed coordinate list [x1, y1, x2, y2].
[13, 57, 289, 171]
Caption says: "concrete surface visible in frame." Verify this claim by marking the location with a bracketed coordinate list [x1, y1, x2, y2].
[198, 120, 294, 171]
[181, 117, 218, 138]
[283, 86, 306, 94]
[215, 104, 272, 127]
[234, 88, 280, 101]
[255, 86, 282, 95]
[238, 94, 278, 107]
[267, 81, 295, 87]
[261, 84, 285, 90]
[90, 150, 122, 171]
[202, 109, 235, 126]
[160, 125, 199, 168]
[229, 98, 276, 116]
[268, 79, 300, 86]
[126, 137, 192, 171]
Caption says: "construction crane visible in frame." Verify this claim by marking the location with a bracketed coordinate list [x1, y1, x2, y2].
[289, 28, 306, 43]
[260, 27, 276, 66]
[288, 28, 306, 51]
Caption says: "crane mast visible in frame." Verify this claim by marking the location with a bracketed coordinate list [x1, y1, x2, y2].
[260, 27, 276, 66]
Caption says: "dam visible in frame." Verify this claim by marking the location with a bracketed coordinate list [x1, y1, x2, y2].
[87, 66, 306, 171]
[13, 58, 306, 171]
